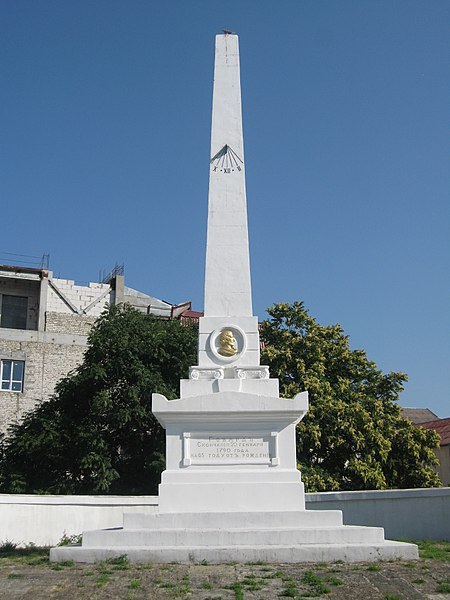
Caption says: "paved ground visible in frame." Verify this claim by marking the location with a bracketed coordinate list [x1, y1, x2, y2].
[0, 546, 449, 599]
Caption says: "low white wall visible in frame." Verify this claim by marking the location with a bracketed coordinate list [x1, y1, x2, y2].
[0, 494, 158, 547]
[1, 487, 449, 547]
[306, 487, 450, 541]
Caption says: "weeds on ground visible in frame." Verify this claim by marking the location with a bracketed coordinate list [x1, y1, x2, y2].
[417, 540, 450, 561]
[231, 582, 244, 600]
[279, 577, 298, 598]
[49, 559, 75, 570]
[106, 554, 130, 570]
[0, 541, 50, 562]
[57, 533, 82, 546]
[301, 570, 331, 596]
[325, 575, 343, 586]
[436, 581, 450, 593]
[95, 573, 110, 588]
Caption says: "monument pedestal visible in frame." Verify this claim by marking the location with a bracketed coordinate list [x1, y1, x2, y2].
[50, 389, 418, 563]
[155, 391, 307, 513]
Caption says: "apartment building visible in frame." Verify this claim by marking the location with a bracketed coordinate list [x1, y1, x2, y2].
[0, 264, 189, 436]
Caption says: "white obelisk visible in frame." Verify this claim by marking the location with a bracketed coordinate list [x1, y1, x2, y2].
[204, 33, 252, 318]
[50, 33, 419, 565]
[189, 32, 263, 385]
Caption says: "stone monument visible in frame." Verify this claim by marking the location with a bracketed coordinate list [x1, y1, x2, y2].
[51, 32, 418, 563]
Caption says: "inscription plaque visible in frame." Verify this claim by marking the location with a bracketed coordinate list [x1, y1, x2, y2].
[183, 432, 279, 466]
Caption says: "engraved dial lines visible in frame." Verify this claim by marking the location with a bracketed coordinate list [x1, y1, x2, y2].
[210, 144, 243, 173]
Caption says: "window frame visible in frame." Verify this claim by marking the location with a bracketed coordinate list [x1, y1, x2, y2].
[0, 294, 29, 330]
[0, 359, 25, 393]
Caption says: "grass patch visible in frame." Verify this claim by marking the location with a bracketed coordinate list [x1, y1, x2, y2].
[273, 570, 285, 578]
[57, 533, 82, 546]
[242, 575, 264, 591]
[227, 582, 244, 600]
[58, 560, 75, 568]
[325, 575, 343, 586]
[0, 543, 50, 560]
[301, 570, 330, 596]
[129, 578, 141, 589]
[437, 582, 450, 593]
[96, 564, 113, 575]
[412, 578, 425, 584]
[106, 554, 129, 568]
[0, 540, 18, 554]
[26, 555, 49, 566]
[279, 580, 299, 597]
[95, 573, 110, 587]
[367, 563, 382, 572]
[202, 581, 213, 589]
[7, 572, 25, 579]
[417, 540, 450, 561]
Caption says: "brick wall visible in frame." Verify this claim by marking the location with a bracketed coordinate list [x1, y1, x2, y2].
[47, 279, 111, 316]
[0, 334, 88, 436]
[45, 312, 97, 336]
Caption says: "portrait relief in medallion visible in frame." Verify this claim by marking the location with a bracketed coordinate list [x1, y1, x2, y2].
[218, 329, 238, 357]
[210, 326, 247, 362]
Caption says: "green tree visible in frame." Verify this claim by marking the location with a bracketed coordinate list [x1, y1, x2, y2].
[0, 304, 197, 495]
[260, 301, 441, 492]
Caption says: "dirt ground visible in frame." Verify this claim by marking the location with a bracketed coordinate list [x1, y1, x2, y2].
[0, 546, 449, 599]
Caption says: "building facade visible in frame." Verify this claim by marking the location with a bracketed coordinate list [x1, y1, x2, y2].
[0, 265, 189, 436]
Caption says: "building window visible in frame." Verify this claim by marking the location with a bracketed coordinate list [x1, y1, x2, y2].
[0, 295, 28, 329]
[1, 359, 25, 392]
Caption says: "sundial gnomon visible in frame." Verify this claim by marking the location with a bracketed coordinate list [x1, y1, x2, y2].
[210, 144, 243, 173]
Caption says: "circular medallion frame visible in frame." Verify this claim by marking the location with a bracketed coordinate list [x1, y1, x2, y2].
[210, 325, 247, 363]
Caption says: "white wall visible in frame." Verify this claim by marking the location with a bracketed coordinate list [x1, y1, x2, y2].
[1, 487, 448, 547]
[306, 487, 450, 541]
[0, 494, 158, 547]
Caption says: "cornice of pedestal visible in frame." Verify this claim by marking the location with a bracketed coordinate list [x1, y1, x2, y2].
[152, 391, 309, 428]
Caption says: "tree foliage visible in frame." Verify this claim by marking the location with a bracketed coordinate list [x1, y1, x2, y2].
[0, 304, 197, 495]
[260, 302, 441, 492]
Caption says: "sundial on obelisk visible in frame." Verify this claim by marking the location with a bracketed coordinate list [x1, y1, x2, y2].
[210, 144, 243, 173]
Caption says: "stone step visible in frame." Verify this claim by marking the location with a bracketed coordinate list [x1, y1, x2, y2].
[50, 540, 419, 564]
[123, 509, 343, 530]
[83, 525, 385, 547]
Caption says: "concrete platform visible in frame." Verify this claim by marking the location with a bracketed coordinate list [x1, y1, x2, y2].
[50, 509, 419, 564]
[50, 540, 418, 564]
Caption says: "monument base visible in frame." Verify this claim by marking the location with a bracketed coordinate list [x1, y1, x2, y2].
[50, 508, 419, 563]
[50, 390, 418, 563]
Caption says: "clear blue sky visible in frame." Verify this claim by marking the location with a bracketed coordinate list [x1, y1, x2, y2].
[1, 1, 449, 416]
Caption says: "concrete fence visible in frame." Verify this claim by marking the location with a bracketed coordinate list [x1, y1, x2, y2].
[306, 487, 450, 542]
[0, 494, 158, 547]
[1, 487, 449, 547]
